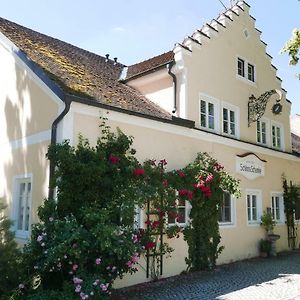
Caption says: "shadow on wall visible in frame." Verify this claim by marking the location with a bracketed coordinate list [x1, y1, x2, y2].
[3, 50, 51, 229]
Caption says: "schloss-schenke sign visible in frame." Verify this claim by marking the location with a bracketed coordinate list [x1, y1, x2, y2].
[236, 153, 266, 180]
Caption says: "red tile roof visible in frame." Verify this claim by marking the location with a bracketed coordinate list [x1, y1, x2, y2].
[0, 17, 171, 119]
[126, 51, 174, 80]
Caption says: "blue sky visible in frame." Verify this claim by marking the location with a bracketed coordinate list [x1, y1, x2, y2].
[1, 0, 299, 114]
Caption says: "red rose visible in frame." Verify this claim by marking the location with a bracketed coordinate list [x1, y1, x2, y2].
[109, 154, 120, 164]
[144, 242, 156, 250]
[133, 168, 145, 176]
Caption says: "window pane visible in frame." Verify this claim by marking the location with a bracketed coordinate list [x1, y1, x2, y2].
[201, 100, 206, 113]
[223, 108, 228, 121]
[230, 110, 235, 123]
[252, 196, 257, 221]
[238, 58, 245, 77]
[208, 103, 214, 115]
[201, 114, 206, 127]
[257, 121, 261, 143]
[208, 103, 215, 129]
[247, 195, 251, 220]
[208, 115, 214, 129]
[230, 122, 235, 135]
[17, 183, 26, 230]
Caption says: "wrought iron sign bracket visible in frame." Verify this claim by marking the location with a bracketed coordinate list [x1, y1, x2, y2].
[248, 89, 282, 127]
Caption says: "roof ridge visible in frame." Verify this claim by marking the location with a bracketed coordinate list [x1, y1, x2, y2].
[128, 50, 174, 68]
[0, 16, 171, 120]
[0, 16, 125, 68]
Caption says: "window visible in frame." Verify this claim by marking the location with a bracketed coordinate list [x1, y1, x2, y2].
[257, 120, 267, 145]
[247, 190, 262, 224]
[237, 58, 245, 77]
[272, 124, 282, 149]
[237, 57, 255, 83]
[295, 196, 300, 221]
[223, 108, 236, 136]
[13, 176, 32, 238]
[219, 192, 234, 225]
[168, 199, 186, 225]
[200, 100, 215, 130]
[271, 193, 284, 223]
[248, 63, 255, 82]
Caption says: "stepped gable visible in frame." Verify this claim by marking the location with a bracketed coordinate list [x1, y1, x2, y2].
[0, 17, 171, 119]
[125, 51, 174, 81]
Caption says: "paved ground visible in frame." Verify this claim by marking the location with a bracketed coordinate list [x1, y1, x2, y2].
[114, 251, 300, 300]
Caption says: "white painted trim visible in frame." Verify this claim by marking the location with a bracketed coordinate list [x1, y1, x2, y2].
[256, 117, 270, 147]
[1, 130, 51, 150]
[246, 189, 263, 226]
[0, 32, 64, 115]
[11, 173, 33, 240]
[219, 195, 237, 228]
[271, 120, 285, 151]
[236, 55, 257, 87]
[70, 102, 300, 162]
[221, 101, 240, 139]
[270, 192, 285, 224]
[199, 93, 220, 134]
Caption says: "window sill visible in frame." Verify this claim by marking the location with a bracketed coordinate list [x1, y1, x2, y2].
[16, 230, 29, 240]
[236, 74, 257, 87]
[219, 222, 236, 228]
[247, 221, 260, 227]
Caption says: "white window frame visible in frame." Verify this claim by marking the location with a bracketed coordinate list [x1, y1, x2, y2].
[256, 118, 270, 146]
[270, 192, 285, 224]
[271, 121, 284, 150]
[247, 63, 255, 82]
[218, 193, 236, 227]
[11, 174, 33, 239]
[246, 189, 262, 225]
[167, 200, 191, 227]
[237, 58, 245, 77]
[133, 206, 144, 229]
[236, 56, 257, 85]
[199, 93, 220, 133]
[221, 102, 240, 139]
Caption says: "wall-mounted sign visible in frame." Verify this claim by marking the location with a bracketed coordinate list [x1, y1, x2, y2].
[236, 153, 266, 180]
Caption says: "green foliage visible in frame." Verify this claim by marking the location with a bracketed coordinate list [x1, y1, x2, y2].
[282, 28, 300, 78]
[282, 176, 300, 249]
[260, 211, 276, 232]
[259, 239, 272, 254]
[170, 153, 240, 271]
[0, 199, 23, 300]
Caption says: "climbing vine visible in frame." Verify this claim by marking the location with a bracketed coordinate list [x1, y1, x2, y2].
[7, 118, 241, 298]
[169, 153, 240, 271]
[282, 176, 300, 249]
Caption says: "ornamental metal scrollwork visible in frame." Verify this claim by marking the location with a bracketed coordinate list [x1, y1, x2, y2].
[248, 89, 282, 127]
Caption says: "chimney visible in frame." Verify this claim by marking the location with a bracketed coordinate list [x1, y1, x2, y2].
[114, 57, 118, 65]
[105, 54, 109, 62]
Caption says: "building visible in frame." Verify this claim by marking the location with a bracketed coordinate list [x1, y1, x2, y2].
[291, 114, 300, 155]
[0, 1, 300, 287]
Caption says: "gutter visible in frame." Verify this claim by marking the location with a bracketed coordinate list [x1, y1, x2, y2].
[48, 96, 72, 199]
[167, 61, 177, 114]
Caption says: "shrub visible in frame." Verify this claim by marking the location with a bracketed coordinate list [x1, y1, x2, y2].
[0, 199, 23, 299]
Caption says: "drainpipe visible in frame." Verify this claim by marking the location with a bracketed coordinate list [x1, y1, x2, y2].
[48, 97, 71, 199]
[167, 61, 177, 114]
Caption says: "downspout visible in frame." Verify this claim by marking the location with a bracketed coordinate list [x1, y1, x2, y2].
[167, 61, 177, 114]
[48, 97, 71, 199]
